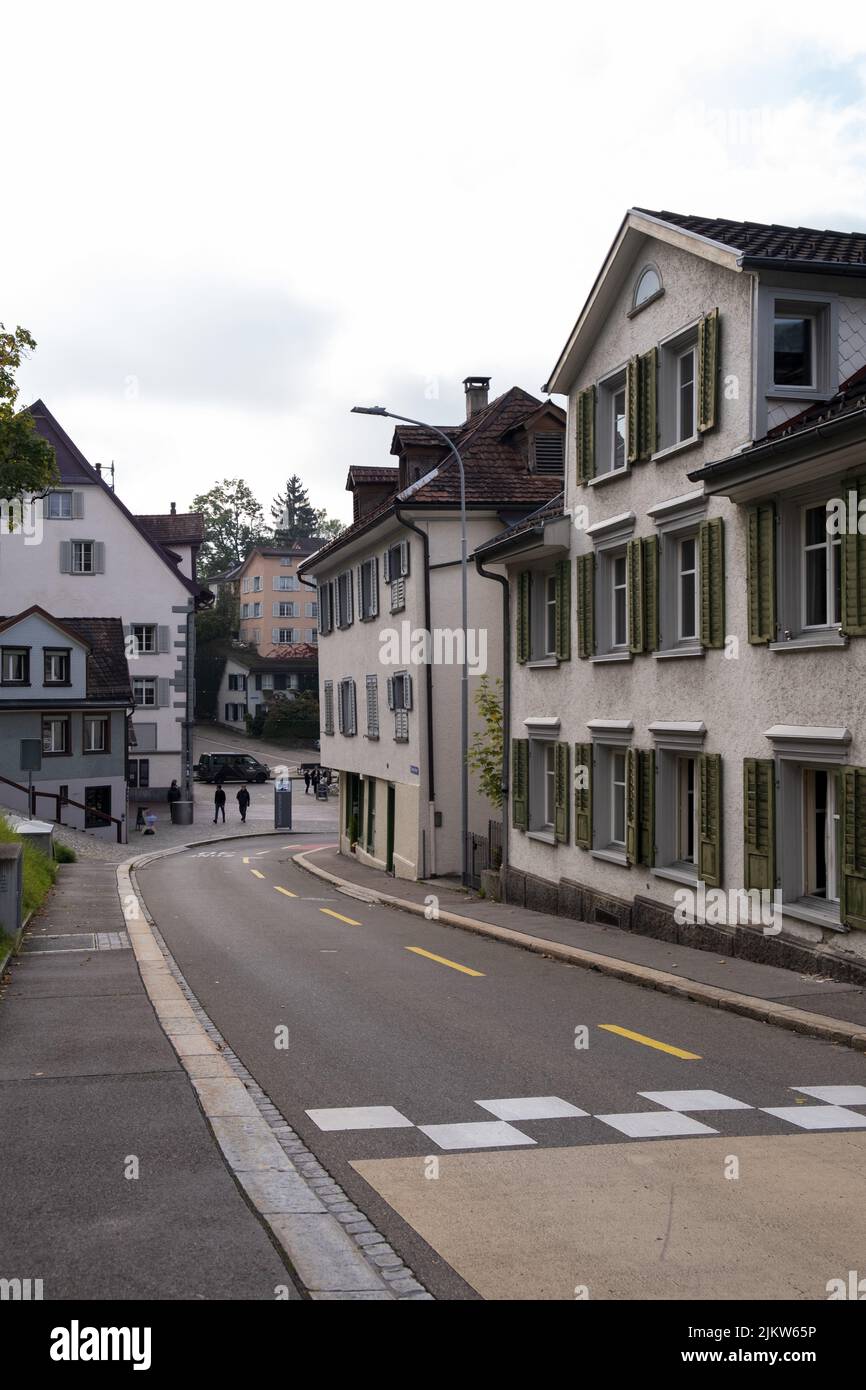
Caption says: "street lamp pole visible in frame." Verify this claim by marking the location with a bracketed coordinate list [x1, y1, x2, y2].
[352, 405, 470, 887]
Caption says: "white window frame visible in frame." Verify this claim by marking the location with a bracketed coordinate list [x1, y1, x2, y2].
[72, 539, 95, 574]
[133, 675, 157, 707]
[802, 766, 839, 905]
[801, 502, 842, 631]
[676, 345, 697, 444]
[677, 534, 699, 642]
[2, 647, 29, 683]
[46, 491, 73, 519]
[42, 716, 68, 754]
[44, 649, 70, 684]
[83, 714, 109, 753]
[133, 623, 157, 655]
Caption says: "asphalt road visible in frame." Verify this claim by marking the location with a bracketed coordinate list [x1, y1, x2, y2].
[137, 837, 866, 1300]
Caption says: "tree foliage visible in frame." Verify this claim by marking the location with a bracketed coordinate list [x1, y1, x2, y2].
[193, 478, 267, 574]
[467, 676, 504, 808]
[271, 475, 318, 541]
[313, 507, 344, 541]
[0, 323, 58, 501]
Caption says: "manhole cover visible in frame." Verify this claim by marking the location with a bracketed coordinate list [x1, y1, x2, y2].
[22, 934, 97, 953]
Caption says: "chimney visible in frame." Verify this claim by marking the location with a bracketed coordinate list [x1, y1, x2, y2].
[170, 501, 177, 514]
[463, 375, 490, 420]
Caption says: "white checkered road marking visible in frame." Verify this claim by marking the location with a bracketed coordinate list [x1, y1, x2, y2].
[306, 1106, 414, 1131]
[638, 1089, 753, 1112]
[417, 1121, 536, 1150]
[596, 1111, 718, 1139]
[791, 1085, 866, 1106]
[476, 1096, 589, 1121]
[760, 1105, 866, 1131]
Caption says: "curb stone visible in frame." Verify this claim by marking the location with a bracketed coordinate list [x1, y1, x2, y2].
[117, 855, 433, 1302]
[293, 850, 866, 1055]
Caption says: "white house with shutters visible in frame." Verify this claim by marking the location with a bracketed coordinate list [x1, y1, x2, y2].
[476, 208, 866, 970]
[299, 377, 566, 879]
[0, 402, 209, 804]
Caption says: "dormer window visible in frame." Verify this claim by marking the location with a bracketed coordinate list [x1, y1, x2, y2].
[532, 432, 565, 475]
[632, 265, 663, 313]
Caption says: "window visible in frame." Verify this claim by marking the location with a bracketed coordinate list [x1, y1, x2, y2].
[133, 675, 157, 706]
[72, 540, 95, 574]
[252, 576, 263, 592]
[611, 386, 627, 471]
[132, 624, 157, 654]
[803, 768, 838, 903]
[129, 758, 150, 789]
[358, 557, 379, 620]
[84, 714, 109, 752]
[774, 313, 814, 389]
[241, 603, 250, 618]
[384, 541, 410, 582]
[610, 750, 627, 847]
[366, 780, 376, 852]
[323, 680, 334, 735]
[310, 629, 317, 644]
[46, 491, 73, 519]
[676, 756, 698, 865]
[274, 628, 296, 644]
[677, 347, 696, 442]
[336, 571, 354, 628]
[42, 716, 69, 755]
[525, 568, 563, 662]
[307, 602, 318, 618]
[319, 581, 334, 635]
[274, 575, 298, 590]
[365, 674, 379, 738]
[544, 744, 557, 830]
[803, 503, 841, 629]
[252, 602, 262, 618]
[44, 649, 70, 684]
[261, 673, 274, 689]
[1, 647, 29, 684]
[633, 265, 662, 310]
[388, 671, 412, 741]
[275, 602, 295, 618]
[280, 556, 292, 567]
[611, 553, 628, 648]
[337, 677, 357, 735]
[677, 535, 699, 641]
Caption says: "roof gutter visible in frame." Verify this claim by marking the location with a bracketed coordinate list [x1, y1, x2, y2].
[689, 403, 866, 485]
[739, 255, 866, 280]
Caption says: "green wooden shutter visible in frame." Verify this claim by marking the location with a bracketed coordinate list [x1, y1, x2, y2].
[699, 517, 725, 649]
[625, 747, 639, 864]
[512, 738, 529, 831]
[643, 536, 659, 653]
[516, 571, 531, 663]
[576, 552, 595, 659]
[576, 386, 596, 483]
[638, 347, 658, 460]
[698, 752, 722, 888]
[743, 758, 776, 891]
[627, 538, 645, 654]
[697, 308, 719, 433]
[626, 357, 640, 465]
[555, 558, 571, 661]
[839, 766, 866, 930]
[554, 741, 569, 843]
[842, 477, 866, 636]
[638, 749, 656, 867]
[574, 741, 592, 849]
[747, 504, 776, 644]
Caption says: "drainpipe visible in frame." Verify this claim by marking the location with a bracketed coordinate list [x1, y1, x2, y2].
[474, 552, 509, 886]
[394, 505, 435, 877]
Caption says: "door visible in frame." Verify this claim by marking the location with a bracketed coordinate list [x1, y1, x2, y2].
[386, 784, 395, 874]
[84, 785, 112, 829]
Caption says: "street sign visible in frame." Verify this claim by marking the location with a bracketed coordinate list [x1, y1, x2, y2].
[20, 739, 42, 772]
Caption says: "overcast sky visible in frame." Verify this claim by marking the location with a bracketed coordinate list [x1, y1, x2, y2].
[6, 1, 866, 524]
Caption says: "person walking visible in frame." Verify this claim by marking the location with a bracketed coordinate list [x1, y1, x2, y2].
[167, 779, 181, 805]
[311, 766, 320, 794]
[236, 784, 251, 824]
[213, 785, 227, 824]
[304, 769, 311, 795]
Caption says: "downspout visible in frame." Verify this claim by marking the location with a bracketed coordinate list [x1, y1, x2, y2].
[394, 505, 435, 877]
[474, 552, 509, 886]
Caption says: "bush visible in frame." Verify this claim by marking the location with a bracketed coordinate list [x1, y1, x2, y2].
[0, 815, 57, 921]
[263, 693, 320, 743]
[54, 842, 77, 864]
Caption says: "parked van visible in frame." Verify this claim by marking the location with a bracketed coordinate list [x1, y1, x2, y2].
[194, 751, 271, 783]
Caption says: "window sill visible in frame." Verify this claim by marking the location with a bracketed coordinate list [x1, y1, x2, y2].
[528, 830, 557, 846]
[588, 466, 630, 488]
[591, 651, 632, 665]
[653, 645, 705, 661]
[652, 864, 699, 887]
[766, 387, 833, 403]
[527, 657, 559, 670]
[783, 898, 845, 931]
[591, 847, 629, 867]
[627, 288, 665, 319]
[651, 435, 702, 464]
[769, 633, 848, 652]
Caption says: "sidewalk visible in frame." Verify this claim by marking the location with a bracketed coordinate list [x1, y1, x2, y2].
[0, 860, 300, 1299]
[295, 847, 866, 1046]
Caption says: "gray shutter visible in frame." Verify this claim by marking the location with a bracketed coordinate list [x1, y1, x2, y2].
[72, 492, 85, 519]
[366, 675, 379, 736]
[157, 625, 171, 653]
[370, 557, 379, 618]
[93, 541, 106, 573]
[383, 547, 391, 582]
[271, 628, 278, 643]
[350, 680, 357, 734]
[390, 577, 405, 613]
[555, 559, 571, 661]
[157, 677, 171, 707]
[399, 539, 409, 576]
[402, 672, 412, 710]
[272, 602, 279, 617]
[357, 565, 364, 617]
[337, 681, 345, 733]
[59, 540, 72, 573]
[386, 675, 395, 710]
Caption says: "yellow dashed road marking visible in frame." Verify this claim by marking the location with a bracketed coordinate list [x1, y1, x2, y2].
[405, 947, 484, 978]
[274, 885, 297, 899]
[598, 1024, 700, 1060]
[250, 869, 266, 880]
[320, 908, 362, 926]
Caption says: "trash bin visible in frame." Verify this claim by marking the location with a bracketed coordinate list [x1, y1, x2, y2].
[170, 799, 194, 826]
[274, 780, 292, 830]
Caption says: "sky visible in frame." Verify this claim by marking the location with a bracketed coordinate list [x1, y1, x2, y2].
[5, 0, 866, 526]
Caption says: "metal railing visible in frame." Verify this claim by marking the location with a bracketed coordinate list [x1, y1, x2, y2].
[0, 771, 125, 843]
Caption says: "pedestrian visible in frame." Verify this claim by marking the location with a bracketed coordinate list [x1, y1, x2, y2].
[236, 784, 251, 824]
[213, 785, 226, 824]
[311, 766, 320, 791]
[167, 779, 181, 806]
[304, 769, 311, 795]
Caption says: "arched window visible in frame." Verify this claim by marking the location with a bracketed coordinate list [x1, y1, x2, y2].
[633, 265, 662, 310]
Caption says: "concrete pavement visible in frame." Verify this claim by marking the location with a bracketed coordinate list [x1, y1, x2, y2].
[136, 835, 866, 1300]
[0, 860, 301, 1300]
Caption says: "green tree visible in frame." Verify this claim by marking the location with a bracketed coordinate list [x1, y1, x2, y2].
[313, 507, 345, 541]
[263, 692, 320, 743]
[467, 676, 504, 808]
[271, 475, 318, 541]
[0, 324, 58, 501]
[193, 478, 267, 574]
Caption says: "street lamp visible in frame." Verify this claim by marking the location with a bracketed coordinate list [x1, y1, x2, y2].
[351, 404, 470, 886]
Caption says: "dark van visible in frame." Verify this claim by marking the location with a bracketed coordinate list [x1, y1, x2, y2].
[194, 752, 271, 783]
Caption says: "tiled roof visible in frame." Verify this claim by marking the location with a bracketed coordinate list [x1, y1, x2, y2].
[137, 512, 205, 545]
[0, 613, 131, 701]
[636, 209, 866, 268]
[766, 364, 866, 441]
[474, 495, 566, 557]
[260, 643, 319, 662]
[389, 425, 461, 454]
[347, 466, 398, 484]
